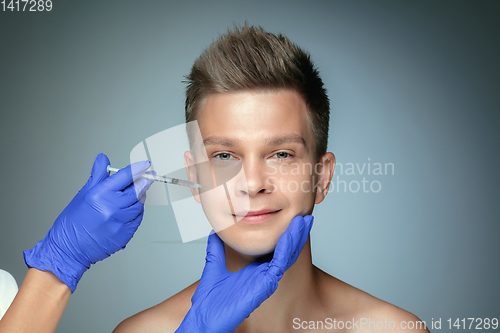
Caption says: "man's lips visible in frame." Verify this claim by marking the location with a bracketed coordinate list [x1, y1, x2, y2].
[233, 209, 282, 223]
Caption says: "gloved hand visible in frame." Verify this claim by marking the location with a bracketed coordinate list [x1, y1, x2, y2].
[23, 153, 154, 293]
[175, 215, 314, 333]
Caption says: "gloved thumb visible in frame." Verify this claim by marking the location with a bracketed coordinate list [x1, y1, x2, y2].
[204, 231, 228, 273]
[191, 231, 228, 304]
[83, 153, 111, 192]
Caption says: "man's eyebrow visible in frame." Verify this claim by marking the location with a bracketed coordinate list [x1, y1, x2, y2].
[202, 136, 240, 147]
[266, 134, 307, 147]
[201, 134, 307, 148]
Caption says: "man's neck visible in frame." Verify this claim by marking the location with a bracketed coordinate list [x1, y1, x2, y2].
[224, 238, 320, 332]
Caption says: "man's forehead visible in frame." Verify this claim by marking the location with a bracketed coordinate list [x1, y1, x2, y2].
[192, 90, 314, 153]
[199, 89, 308, 115]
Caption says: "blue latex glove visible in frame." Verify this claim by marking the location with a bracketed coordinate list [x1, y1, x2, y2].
[23, 153, 154, 293]
[175, 215, 314, 333]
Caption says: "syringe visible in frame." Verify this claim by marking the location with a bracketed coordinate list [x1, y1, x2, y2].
[107, 166, 203, 189]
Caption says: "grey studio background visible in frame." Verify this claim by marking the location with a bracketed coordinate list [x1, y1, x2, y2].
[1, 0, 499, 332]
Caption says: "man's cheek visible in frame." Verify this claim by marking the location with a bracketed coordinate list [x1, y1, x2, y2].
[198, 164, 250, 232]
[199, 186, 234, 232]
[268, 173, 316, 195]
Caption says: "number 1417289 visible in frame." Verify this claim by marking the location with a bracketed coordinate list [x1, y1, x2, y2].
[1, 0, 52, 11]
[447, 318, 498, 330]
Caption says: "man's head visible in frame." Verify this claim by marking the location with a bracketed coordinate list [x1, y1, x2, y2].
[185, 24, 330, 160]
[183, 25, 335, 258]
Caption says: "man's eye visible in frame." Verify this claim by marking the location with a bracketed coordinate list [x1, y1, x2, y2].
[214, 153, 234, 160]
[274, 152, 291, 159]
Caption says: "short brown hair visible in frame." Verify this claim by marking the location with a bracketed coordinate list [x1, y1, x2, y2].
[184, 24, 330, 159]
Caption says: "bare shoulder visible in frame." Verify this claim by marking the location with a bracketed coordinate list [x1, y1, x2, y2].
[315, 267, 429, 332]
[113, 280, 199, 333]
[357, 299, 430, 333]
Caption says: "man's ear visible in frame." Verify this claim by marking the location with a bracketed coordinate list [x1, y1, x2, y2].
[315, 152, 335, 204]
[184, 150, 201, 203]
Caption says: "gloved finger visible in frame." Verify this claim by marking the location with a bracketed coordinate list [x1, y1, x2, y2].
[204, 231, 227, 273]
[103, 160, 151, 191]
[80, 153, 111, 194]
[135, 170, 156, 199]
[126, 207, 144, 229]
[287, 215, 313, 266]
[289, 215, 313, 265]
[112, 200, 144, 222]
[138, 192, 147, 204]
[136, 171, 156, 205]
[116, 177, 152, 208]
[249, 264, 281, 307]
[267, 215, 308, 278]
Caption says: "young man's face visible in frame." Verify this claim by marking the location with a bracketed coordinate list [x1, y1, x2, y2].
[185, 89, 334, 257]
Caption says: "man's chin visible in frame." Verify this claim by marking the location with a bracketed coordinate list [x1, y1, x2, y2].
[229, 240, 278, 259]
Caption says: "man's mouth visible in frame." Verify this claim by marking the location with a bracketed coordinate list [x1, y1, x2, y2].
[233, 209, 282, 224]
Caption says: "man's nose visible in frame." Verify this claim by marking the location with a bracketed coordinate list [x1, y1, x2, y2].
[236, 158, 274, 196]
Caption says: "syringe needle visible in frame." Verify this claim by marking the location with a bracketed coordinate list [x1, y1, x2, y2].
[107, 166, 203, 189]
